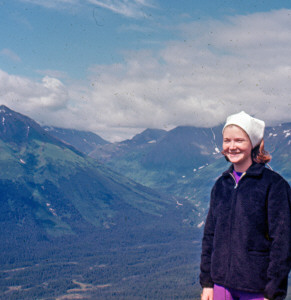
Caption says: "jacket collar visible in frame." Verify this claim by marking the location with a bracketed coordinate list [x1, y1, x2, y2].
[222, 162, 265, 177]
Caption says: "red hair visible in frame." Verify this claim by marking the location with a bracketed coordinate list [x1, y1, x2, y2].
[252, 139, 272, 164]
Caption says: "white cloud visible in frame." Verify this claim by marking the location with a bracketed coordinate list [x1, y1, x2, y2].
[1, 9, 291, 141]
[87, 0, 156, 18]
[0, 49, 21, 62]
[0, 69, 69, 121]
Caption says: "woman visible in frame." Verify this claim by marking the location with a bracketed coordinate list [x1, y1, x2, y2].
[200, 111, 291, 300]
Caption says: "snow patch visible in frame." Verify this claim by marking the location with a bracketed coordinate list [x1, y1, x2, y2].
[198, 165, 205, 170]
[283, 130, 290, 138]
[193, 168, 197, 172]
[26, 126, 30, 137]
[176, 201, 183, 206]
[211, 128, 216, 140]
[46, 202, 57, 216]
[268, 133, 278, 137]
[20, 159, 26, 164]
[197, 221, 205, 228]
[148, 140, 156, 144]
[49, 207, 57, 216]
[2, 117, 5, 125]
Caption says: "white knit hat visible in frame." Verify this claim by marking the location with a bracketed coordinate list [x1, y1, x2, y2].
[222, 111, 265, 148]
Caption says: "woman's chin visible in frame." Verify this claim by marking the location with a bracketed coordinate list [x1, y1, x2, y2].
[227, 155, 242, 163]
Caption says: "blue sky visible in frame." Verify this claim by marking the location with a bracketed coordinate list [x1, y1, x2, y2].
[1, 0, 291, 141]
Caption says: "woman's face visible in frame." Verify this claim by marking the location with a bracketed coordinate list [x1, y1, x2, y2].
[223, 125, 253, 171]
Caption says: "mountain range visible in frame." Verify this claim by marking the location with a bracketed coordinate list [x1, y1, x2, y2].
[46, 118, 291, 228]
[0, 105, 201, 299]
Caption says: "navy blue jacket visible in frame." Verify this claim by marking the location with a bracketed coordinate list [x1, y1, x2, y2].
[200, 162, 291, 300]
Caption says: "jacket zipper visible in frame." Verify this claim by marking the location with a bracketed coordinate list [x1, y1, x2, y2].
[227, 171, 246, 285]
[230, 172, 246, 189]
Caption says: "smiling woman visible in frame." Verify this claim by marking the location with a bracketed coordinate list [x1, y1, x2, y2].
[200, 111, 291, 300]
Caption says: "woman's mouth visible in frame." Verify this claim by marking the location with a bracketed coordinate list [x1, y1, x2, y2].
[228, 152, 241, 157]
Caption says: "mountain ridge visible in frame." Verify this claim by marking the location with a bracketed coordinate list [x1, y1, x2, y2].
[0, 105, 193, 237]
[43, 126, 109, 155]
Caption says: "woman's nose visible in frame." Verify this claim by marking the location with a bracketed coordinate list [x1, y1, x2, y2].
[229, 141, 236, 149]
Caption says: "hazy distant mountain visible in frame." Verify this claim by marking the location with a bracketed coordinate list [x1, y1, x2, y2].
[129, 128, 168, 145]
[43, 126, 109, 154]
[89, 128, 167, 160]
[91, 126, 222, 168]
[88, 125, 224, 204]
[140, 126, 223, 169]
[90, 123, 291, 180]
[88, 121, 291, 229]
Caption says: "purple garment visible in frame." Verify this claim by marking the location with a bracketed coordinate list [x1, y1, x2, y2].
[214, 284, 264, 300]
[233, 170, 243, 183]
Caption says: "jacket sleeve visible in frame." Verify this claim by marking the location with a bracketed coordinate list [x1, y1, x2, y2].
[200, 185, 216, 288]
[264, 178, 291, 300]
